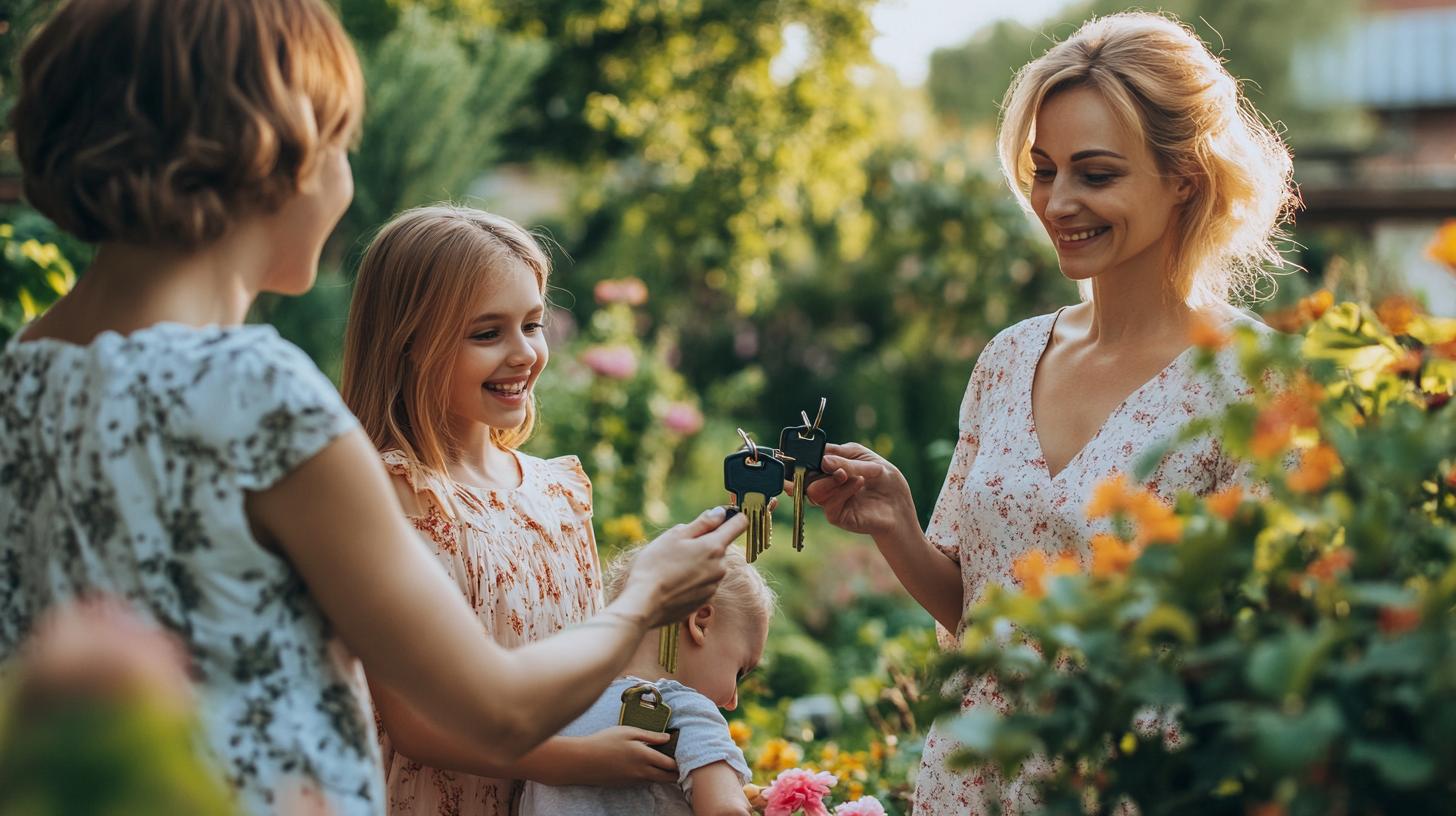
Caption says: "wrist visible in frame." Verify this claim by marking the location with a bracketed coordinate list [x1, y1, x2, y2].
[602, 587, 655, 634]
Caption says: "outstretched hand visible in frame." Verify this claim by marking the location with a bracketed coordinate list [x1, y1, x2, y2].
[795, 442, 918, 539]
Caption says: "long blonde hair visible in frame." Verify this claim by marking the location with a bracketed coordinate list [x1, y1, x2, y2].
[342, 205, 551, 472]
[997, 12, 1298, 307]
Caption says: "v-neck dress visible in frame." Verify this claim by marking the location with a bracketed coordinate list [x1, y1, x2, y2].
[913, 310, 1269, 815]
[376, 449, 603, 816]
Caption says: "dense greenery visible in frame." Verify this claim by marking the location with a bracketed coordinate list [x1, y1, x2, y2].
[939, 300, 1456, 813]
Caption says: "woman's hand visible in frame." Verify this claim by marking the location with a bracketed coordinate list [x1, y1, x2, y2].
[613, 506, 747, 628]
[557, 726, 678, 786]
[803, 443, 919, 539]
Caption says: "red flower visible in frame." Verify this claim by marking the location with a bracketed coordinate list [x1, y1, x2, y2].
[1379, 605, 1421, 636]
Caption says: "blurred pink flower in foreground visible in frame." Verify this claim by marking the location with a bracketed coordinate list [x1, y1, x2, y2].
[581, 345, 638, 379]
[764, 768, 838, 816]
[17, 595, 192, 712]
[833, 796, 888, 816]
[662, 402, 704, 435]
[594, 277, 649, 306]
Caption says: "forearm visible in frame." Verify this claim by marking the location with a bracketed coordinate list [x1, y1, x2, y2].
[870, 509, 964, 632]
[378, 688, 581, 782]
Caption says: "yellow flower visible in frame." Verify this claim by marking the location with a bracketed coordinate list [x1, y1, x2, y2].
[1205, 485, 1244, 521]
[729, 721, 752, 747]
[1090, 534, 1139, 578]
[753, 738, 803, 773]
[1287, 443, 1341, 494]
[1427, 219, 1456, 270]
[602, 514, 646, 546]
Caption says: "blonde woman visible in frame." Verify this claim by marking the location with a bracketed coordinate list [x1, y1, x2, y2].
[803, 13, 1297, 814]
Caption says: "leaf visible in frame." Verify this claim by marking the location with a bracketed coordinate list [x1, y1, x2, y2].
[1347, 740, 1436, 788]
[1249, 697, 1343, 773]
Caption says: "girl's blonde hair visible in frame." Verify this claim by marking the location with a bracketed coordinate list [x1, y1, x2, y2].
[997, 12, 1298, 307]
[605, 545, 776, 628]
[342, 205, 551, 472]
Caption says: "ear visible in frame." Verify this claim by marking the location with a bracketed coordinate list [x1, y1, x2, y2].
[1172, 175, 1194, 204]
[685, 604, 715, 648]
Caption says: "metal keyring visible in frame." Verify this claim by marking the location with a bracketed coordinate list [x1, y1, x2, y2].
[737, 427, 759, 465]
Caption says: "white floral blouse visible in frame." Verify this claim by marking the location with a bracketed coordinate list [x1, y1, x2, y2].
[0, 324, 382, 815]
[913, 309, 1268, 815]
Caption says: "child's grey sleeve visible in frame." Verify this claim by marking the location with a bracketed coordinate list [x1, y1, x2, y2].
[663, 689, 752, 796]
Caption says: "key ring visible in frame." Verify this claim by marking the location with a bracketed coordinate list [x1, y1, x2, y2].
[737, 427, 759, 465]
[798, 397, 827, 440]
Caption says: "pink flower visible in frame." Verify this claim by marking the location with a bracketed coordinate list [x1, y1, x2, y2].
[594, 277, 649, 306]
[662, 402, 704, 435]
[580, 345, 638, 380]
[764, 768, 838, 816]
[833, 797, 888, 816]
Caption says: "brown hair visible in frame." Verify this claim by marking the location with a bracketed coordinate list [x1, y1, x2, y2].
[997, 12, 1298, 307]
[11, 0, 363, 248]
[604, 544, 776, 628]
[342, 205, 551, 472]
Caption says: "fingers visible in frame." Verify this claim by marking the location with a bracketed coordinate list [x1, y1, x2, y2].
[691, 511, 748, 556]
[618, 727, 671, 744]
[676, 504, 733, 537]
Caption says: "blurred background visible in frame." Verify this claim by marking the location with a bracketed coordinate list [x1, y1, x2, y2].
[2, 0, 1454, 811]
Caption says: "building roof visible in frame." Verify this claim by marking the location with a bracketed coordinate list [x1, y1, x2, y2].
[1293, 5, 1456, 109]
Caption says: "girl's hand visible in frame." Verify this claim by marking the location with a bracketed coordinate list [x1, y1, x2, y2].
[803, 442, 918, 539]
[615, 506, 747, 628]
[562, 726, 678, 786]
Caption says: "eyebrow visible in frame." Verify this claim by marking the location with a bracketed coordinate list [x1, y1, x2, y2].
[468, 308, 545, 324]
[1029, 147, 1128, 162]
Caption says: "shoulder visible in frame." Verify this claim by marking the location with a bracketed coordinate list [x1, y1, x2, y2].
[527, 452, 593, 513]
[979, 311, 1058, 368]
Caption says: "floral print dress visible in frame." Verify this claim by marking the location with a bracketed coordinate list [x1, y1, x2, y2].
[377, 449, 602, 816]
[0, 325, 382, 815]
[913, 309, 1268, 815]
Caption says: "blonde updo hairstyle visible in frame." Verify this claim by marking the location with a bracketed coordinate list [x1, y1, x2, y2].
[605, 544, 776, 631]
[998, 12, 1298, 307]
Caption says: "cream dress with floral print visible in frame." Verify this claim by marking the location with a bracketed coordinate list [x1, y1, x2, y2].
[913, 309, 1268, 815]
[377, 449, 602, 816]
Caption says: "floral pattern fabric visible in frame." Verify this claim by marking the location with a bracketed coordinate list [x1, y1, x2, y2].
[913, 310, 1268, 815]
[0, 324, 381, 815]
[377, 449, 602, 816]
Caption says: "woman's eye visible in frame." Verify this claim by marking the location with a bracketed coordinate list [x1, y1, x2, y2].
[1084, 173, 1116, 185]
[1032, 168, 1055, 182]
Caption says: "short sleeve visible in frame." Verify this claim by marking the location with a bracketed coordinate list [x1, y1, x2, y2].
[924, 335, 1000, 564]
[662, 686, 751, 795]
[208, 331, 358, 491]
[545, 454, 594, 522]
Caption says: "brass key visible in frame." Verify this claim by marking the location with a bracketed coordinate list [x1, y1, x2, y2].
[778, 399, 828, 552]
[724, 431, 786, 563]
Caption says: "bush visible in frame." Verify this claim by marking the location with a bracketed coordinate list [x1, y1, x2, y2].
[937, 299, 1456, 815]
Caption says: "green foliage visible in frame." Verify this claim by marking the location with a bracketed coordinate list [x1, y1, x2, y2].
[926, 0, 1366, 149]
[936, 304, 1456, 814]
[0, 210, 89, 343]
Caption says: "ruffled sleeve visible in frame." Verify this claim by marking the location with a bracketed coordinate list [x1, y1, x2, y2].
[542, 454, 593, 523]
[379, 449, 459, 521]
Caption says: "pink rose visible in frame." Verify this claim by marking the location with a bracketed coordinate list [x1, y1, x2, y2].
[764, 768, 838, 816]
[580, 345, 638, 379]
[662, 402, 704, 435]
[833, 796, 888, 816]
[593, 277, 649, 306]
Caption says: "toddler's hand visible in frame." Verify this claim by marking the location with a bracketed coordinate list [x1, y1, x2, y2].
[566, 726, 678, 786]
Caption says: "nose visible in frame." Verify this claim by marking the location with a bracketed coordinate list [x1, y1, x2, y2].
[1043, 176, 1081, 222]
[505, 332, 538, 368]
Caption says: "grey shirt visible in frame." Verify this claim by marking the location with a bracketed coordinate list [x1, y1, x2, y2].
[518, 677, 751, 816]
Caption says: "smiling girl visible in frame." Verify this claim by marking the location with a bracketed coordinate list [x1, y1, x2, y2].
[342, 205, 682, 815]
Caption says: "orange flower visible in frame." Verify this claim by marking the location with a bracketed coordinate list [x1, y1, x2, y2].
[1379, 605, 1421, 636]
[1265, 290, 1335, 333]
[1386, 349, 1422, 376]
[1012, 549, 1080, 598]
[1091, 534, 1139, 578]
[1430, 338, 1456, 361]
[1249, 803, 1288, 816]
[1189, 312, 1230, 350]
[1375, 295, 1421, 336]
[1085, 472, 1134, 519]
[1447, 468, 1456, 490]
[729, 720, 752, 746]
[1250, 379, 1322, 460]
[1130, 493, 1183, 545]
[1205, 485, 1244, 521]
[1427, 219, 1456, 270]
[1287, 443, 1341, 494]
[1305, 547, 1354, 584]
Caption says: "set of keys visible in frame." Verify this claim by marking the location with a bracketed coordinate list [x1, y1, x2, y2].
[657, 399, 829, 672]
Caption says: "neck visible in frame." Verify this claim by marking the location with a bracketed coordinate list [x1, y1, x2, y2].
[620, 628, 683, 684]
[1082, 238, 1196, 346]
[56, 224, 273, 339]
[444, 424, 519, 488]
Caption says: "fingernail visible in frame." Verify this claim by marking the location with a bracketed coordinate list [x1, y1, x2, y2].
[722, 505, 739, 520]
